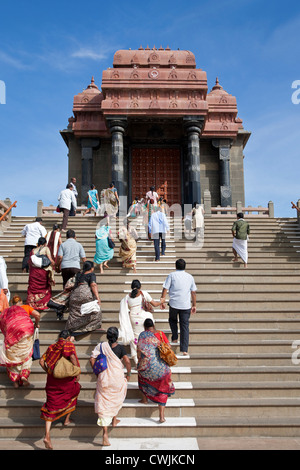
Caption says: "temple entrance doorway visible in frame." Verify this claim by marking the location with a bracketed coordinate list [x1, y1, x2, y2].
[131, 148, 181, 206]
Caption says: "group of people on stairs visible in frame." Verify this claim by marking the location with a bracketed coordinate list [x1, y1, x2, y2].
[0, 193, 250, 449]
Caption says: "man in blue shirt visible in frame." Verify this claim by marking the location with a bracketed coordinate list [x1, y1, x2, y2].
[56, 229, 86, 287]
[161, 259, 197, 355]
[148, 206, 170, 261]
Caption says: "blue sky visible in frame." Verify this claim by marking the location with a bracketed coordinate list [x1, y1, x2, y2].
[0, 0, 300, 217]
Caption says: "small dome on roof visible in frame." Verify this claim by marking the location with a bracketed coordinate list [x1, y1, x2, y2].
[208, 77, 228, 95]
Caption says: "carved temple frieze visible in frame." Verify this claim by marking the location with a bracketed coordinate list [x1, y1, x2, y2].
[66, 48, 245, 141]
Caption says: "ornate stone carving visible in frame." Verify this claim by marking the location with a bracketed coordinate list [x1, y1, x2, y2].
[130, 69, 140, 79]
[188, 71, 197, 80]
[148, 68, 159, 79]
[169, 70, 178, 79]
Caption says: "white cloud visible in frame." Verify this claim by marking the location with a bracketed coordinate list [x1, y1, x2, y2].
[71, 48, 108, 61]
[0, 50, 32, 70]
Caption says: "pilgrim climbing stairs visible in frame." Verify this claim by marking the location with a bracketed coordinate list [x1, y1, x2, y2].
[1, 215, 300, 443]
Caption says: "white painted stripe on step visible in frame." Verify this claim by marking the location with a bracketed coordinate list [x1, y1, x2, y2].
[124, 289, 165, 293]
[136, 255, 176, 258]
[127, 382, 194, 389]
[126, 367, 191, 374]
[124, 398, 195, 407]
[136, 261, 175, 264]
[101, 438, 199, 450]
[125, 281, 165, 284]
[126, 273, 167, 275]
[115, 417, 197, 427]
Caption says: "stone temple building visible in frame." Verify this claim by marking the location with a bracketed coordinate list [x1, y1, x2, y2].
[60, 47, 250, 209]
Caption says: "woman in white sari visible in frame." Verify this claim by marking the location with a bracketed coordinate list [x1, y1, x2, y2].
[90, 327, 131, 446]
[118, 280, 165, 365]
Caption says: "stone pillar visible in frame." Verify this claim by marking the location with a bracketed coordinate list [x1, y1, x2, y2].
[183, 116, 205, 205]
[107, 117, 127, 198]
[212, 139, 233, 207]
[268, 201, 274, 218]
[81, 139, 100, 205]
[37, 200, 43, 218]
[203, 190, 212, 217]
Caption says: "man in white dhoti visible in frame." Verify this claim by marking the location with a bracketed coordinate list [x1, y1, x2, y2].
[231, 212, 250, 268]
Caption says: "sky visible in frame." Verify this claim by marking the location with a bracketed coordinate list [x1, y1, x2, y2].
[0, 0, 300, 218]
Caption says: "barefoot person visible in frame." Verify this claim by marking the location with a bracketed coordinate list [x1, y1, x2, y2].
[39, 330, 81, 450]
[94, 216, 114, 274]
[231, 212, 250, 268]
[0, 304, 38, 388]
[161, 259, 197, 356]
[90, 327, 131, 446]
[137, 319, 175, 423]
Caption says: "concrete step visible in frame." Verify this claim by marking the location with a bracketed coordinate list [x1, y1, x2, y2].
[2, 415, 300, 438]
[3, 380, 300, 400]
[2, 396, 300, 420]
[1, 364, 300, 383]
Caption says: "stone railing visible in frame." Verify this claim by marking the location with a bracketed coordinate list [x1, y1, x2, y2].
[203, 190, 274, 217]
[37, 201, 88, 217]
[0, 198, 17, 234]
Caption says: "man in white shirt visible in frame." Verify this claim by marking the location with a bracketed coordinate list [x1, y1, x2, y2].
[58, 184, 77, 231]
[161, 258, 197, 355]
[21, 217, 47, 272]
[148, 206, 170, 261]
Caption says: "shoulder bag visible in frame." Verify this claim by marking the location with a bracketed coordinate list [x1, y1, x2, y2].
[53, 356, 81, 379]
[92, 343, 108, 375]
[141, 291, 154, 313]
[31, 247, 51, 268]
[107, 237, 115, 249]
[32, 328, 40, 360]
[157, 331, 178, 367]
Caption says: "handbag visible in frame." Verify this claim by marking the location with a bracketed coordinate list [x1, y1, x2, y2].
[56, 205, 61, 213]
[31, 247, 51, 268]
[53, 356, 81, 379]
[92, 343, 108, 375]
[157, 331, 178, 367]
[80, 300, 101, 315]
[107, 237, 115, 249]
[141, 291, 154, 313]
[32, 328, 40, 360]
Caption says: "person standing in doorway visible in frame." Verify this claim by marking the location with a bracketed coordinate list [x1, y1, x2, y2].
[148, 206, 170, 261]
[161, 259, 197, 356]
[21, 217, 47, 273]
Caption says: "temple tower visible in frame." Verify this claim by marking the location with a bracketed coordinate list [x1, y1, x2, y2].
[60, 48, 250, 208]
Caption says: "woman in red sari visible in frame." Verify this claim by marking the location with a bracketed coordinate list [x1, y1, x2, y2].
[137, 318, 175, 423]
[39, 329, 81, 450]
[27, 237, 55, 310]
[0, 305, 36, 387]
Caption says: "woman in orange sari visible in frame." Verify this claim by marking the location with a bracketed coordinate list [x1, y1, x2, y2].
[39, 329, 81, 450]
[0, 305, 36, 388]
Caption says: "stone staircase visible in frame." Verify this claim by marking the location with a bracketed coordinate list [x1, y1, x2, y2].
[1, 214, 300, 445]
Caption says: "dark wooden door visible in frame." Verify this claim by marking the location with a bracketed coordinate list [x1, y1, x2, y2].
[131, 148, 181, 206]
